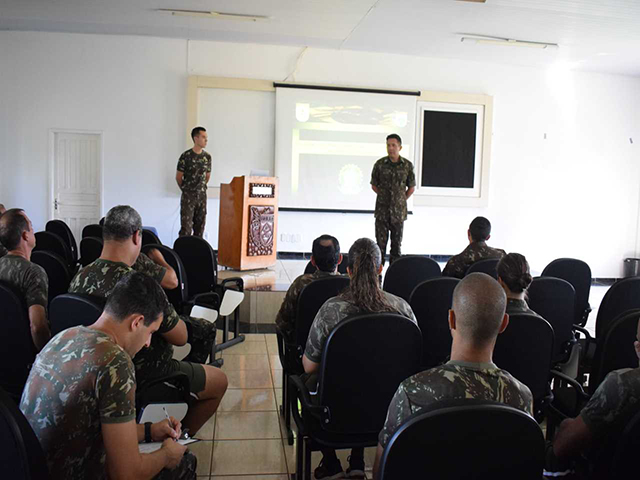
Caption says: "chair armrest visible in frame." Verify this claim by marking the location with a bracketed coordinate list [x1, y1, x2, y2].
[550, 370, 590, 402]
[220, 277, 244, 292]
[289, 374, 329, 427]
[572, 324, 593, 340]
[187, 292, 221, 310]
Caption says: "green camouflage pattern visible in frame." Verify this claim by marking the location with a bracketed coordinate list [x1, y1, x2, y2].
[19, 326, 136, 480]
[177, 149, 211, 193]
[378, 360, 534, 448]
[275, 269, 338, 344]
[69, 259, 179, 384]
[304, 292, 416, 363]
[442, 241, 506, 279]
[181, 314, 217, 364]
[179, 190, 207, 237]
[375, 217, 404, 265]
[506, 298, 541, 317]
[370, 156, 416, 224]
[581, 367, 640, 438]
[155, 452, 197, 480]
[133, 252, 166, 285]
[0, 253, 48, 308]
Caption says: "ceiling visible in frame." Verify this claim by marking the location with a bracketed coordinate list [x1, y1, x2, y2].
[2, 0, 640, 76]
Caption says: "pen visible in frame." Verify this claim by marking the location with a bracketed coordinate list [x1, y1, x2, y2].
[162, 407, 177, 441]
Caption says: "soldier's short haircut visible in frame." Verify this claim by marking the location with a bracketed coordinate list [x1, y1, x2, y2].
[104, 272, 165, 326]
[386, 133, 402, 145]
[191, 126, 206, 140]
[469, 216, 491, 242]
[103, 205, 143, 242]
[311, 235, 341, 272]
[452, 272, 507, 346]
[0, 208, 28, 251]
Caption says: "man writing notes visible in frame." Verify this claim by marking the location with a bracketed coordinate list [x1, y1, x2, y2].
[176, 126, 211, 237]
[370, 134, 416, 265]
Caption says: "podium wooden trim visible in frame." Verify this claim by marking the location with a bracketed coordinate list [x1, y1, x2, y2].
[218, 176, 279, 271]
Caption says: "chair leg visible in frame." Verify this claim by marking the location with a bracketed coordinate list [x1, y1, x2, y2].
[284, 372, 294, 445]
[296, 432, 304, 480]
[304, 437, 312, 480]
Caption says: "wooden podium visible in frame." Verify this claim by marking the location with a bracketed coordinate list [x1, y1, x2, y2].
[218, 176, 279, 271]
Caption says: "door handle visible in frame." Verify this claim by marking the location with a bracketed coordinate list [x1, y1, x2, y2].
[54, 199, 59, 211]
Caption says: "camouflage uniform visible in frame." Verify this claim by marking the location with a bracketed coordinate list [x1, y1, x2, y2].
[19, 326, 197, 480]
[378, 360, 534, 448]
[133, 252, 217, 364]
[275, 269, 338, 344]
[305, 292, 416, 363]
[0, 254, 48, 311]
[506, 298, 541, 317]
[177, 149, 211, 237]
[442, 241, 506, 279]
[370, 156, 416, 265]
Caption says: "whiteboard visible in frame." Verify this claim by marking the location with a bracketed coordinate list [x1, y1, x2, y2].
[197, 88, 275, 188]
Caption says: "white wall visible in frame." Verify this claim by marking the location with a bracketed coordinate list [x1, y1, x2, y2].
[1, 32, 639, 277]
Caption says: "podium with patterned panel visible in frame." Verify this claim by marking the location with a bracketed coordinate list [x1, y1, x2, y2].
[218, 176, 279, 271]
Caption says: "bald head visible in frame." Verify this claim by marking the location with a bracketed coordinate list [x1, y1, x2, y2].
[452, 273, 507, 346]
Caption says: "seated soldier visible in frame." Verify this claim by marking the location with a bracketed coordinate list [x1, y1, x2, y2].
[0, 203, 7, 258]
[20, 272, 196, 480]
[549, 317, 640, 479]
[275, 234, 342, 344]
[497, 252, 541, 316]
[135, 248, 179, 290]
[0, 208, 51, 350]
[69, 205, 227, 434]
[303, 238, 417, 480]
[442, 216, 506, 279]
[373, 273, 533, 480]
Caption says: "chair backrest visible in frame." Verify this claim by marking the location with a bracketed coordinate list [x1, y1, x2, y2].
[303, 253, 349, 275]
[142, 245, 188, 311]
[49, 293, 104, 336]
[465, 257, 500, 279]
[379, 400, 544, 480]
[409, 277, 460, 369]
[527, 277, 576, 363]
[295, 276, 351, 353]
[142, 229, 162, 247]
[591, 309, 640, 393]
[612, 409, 640, 478]
[79, 237, 103, 267]
[33, 231, 72, 268]
[81, 224, 103, 239]
[493, 314, 554, 409]
[383, 256, 441, 302]
[45, 219, 78, 265]
[173, 236, 217, 297]
[0, 387, 50, 480]
[30, 251, 71, 305]
[541, 258, 592, 326]
[317, 313, 422, 435]
[595, 277, 640, 338]
[0, 282, 36, 402]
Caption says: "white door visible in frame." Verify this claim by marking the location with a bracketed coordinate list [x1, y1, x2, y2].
[52, 132, 102, 244]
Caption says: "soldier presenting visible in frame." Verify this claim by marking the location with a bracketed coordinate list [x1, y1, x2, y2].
[370, 134, 416, 265]
[176, 126, 211, 237]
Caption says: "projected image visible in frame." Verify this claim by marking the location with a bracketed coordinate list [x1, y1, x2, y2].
[276, 88, 416, 211]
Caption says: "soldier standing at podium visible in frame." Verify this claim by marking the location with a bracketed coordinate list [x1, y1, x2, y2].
[176, 126, 211, 237]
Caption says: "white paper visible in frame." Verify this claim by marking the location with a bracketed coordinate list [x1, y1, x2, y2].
[138, 438, 199, 454]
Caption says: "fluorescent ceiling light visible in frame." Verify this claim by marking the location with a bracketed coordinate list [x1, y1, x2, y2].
[460, 34, 558, 50]
[157, 9, 270, 22]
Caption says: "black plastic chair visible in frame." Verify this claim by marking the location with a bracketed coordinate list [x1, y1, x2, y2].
[379, 400, 545, 480]
[0, 387, 50, 479]
[528, 277, 577, 366]
[45, 219, 78, 266]
[141, 245, 188, 313]
[289, 313, 422, 480]
[0, 282, 37, 403]
[383, 255, 441, 302]
[611, 409, 640, 478]
[30, 251, 71, 306]
[542, 258, 592, 326]
[465, 258, 500, 279]
[79, 237, 103, 267]
[142, 229, 162, 247]
[493, 313, 555, 420]
[278, 275, 350, 445]
[409, 277, 460, 369]
[173, 236, 244, 353]
[33, 231, 73, 271]
[81, 224, 102, 239]
[303, 253, 349, 275]
[49, 293, 104, 336]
